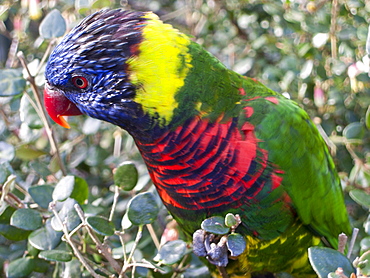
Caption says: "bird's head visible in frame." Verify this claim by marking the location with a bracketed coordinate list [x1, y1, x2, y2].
[44, 9, 193, 135]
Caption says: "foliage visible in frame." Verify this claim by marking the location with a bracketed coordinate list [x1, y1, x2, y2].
[0, 0, 369, 277]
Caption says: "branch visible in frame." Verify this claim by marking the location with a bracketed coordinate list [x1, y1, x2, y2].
[17, 50, 67, 176]
[348, 228, 359, 258]
[338, 233, 347, 254]
[120, 225, 143, 276]
[49, 202, 104, 278]
[330, 0, 339, 59]
[146, 223, 160, 250]
[74, 204, 122, 273]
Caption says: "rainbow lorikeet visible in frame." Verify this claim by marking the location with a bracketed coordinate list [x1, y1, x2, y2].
[44, 9, 351, 277]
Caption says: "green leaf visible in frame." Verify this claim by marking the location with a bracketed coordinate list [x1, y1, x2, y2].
[52, 175, 75, 202]
[27, 241, 40, 257]
[358, 251, 370, 275]
[349, 189, 370, 208]
[71, 176, 89, 204]
[15, 145, 46, 160]
[29, 161, 51, 179]
[30, 258, 49, 273]
[86, 215, 115, 236]
[64, 259, 82, 277]
[52, 175, 88, 204]
[39, 9, 66, 39]
[28, 219, 63, 250]
[364, 215, 370, 235]
[10, 208, 42, 231]
[343, 122, 365, 140]
[75, 0, 92, 13]
[114, 162, 139, 191]
[39, 250, 73, 262]
[0, 206, 16, 224]
[224, 213, 238, 228]
[366, 105, 370, 130]
[226, 233, 246, 257]
[360, 237, 370, 252]
[6, 257, 33, 278]
[0, 69, 26, 96]
[154, 240, 187, 265]
[91, 0, 112, 9]
[308, 247, 355, 278]
[0, 141, 15, 162]
[0, 161, 14, 184]
[201, 216, 230, 235]
[28, 185, 54, 209]
[0, 224, 31, 241]
[127, 192, 159, 226]
[6, 257, 49, 277]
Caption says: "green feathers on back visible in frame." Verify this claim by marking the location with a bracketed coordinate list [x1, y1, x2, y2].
[246, 92, 350, 247]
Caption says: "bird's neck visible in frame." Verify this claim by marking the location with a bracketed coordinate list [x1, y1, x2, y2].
[126, 21, 247, 133]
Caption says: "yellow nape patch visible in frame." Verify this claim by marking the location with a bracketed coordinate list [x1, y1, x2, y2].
[127, 12, 192, 123]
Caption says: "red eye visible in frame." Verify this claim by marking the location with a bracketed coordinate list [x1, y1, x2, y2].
[72, 76, 88, 89]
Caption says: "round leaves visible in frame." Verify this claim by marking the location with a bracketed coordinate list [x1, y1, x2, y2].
[0, 69, 26, 97]
[39, 250, 73, 262]
[126, 192, 159, 226]
[86, 216, 115, 236]
[10, 208, 42, 231]
[114, 162, 138, 191]
[52, 175, 88, 204]
[154, 240, 187, 265]
[39, 10, 66, 39]
[308, 247, 355, 278]
[201, 216, 230, 235]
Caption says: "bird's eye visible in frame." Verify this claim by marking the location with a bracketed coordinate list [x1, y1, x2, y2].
[72, 76, 88, 89]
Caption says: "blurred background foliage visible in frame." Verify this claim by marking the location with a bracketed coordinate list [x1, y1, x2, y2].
[0, 0, 370, 277]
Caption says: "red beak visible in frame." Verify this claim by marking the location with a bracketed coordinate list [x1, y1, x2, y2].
[44, 84, 83, 129]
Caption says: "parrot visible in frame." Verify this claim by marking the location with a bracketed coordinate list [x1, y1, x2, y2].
[43, 9, 351, 278]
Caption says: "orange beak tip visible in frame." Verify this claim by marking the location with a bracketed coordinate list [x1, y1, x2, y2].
[57, 115, 71, 129]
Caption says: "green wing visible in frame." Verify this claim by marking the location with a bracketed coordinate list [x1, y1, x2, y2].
[243, 80, 351, 247]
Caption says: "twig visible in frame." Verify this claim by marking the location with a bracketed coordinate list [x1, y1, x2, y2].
[6, 33, 19, 68]
[338, 233, 348, 254]
[120, 225, 143, 275]
[49, 202, 104, 278]
[116, 231, 128, 262]
[330, 0, 339, 59]
[171, 254, 189, 278]
[146, 223, 160, 250]
[103, 185, 121, 247]
[74, 204, 122, 273]
[108, 186, 120, 223]
[348, 228, 359, 258]
[17, 51, 67, 176]
[36, 38, 57, 75]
